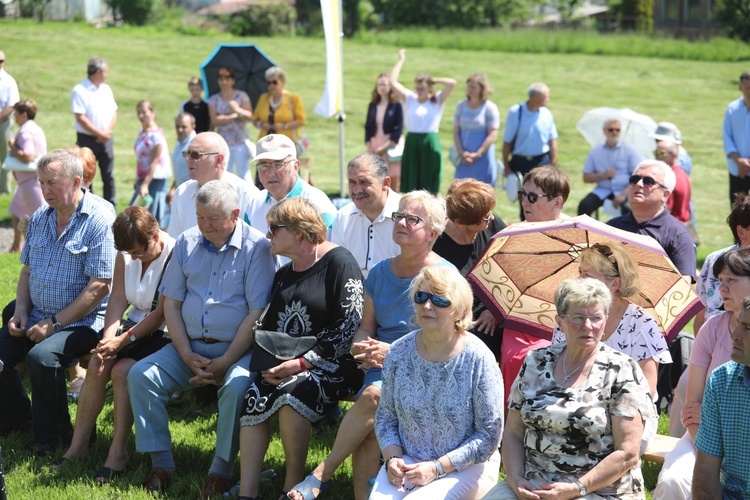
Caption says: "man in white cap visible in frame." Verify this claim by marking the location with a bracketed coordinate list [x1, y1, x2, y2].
[651, 121, 692, 176]
[247, 134, 336, 234]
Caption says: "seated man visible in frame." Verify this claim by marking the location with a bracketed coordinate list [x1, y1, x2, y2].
[693, 296, 750, 499]
[578, 118, 643, 216]
[330, 153, 401, 278]
[247, 134, 336, 235]
[607, 159, 696, 283]
[657, 139, 691, 224]
[127, 180, 276, 497]
[0, 150, 115, 454]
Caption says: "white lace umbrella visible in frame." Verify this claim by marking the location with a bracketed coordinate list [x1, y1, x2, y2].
[576, 107, 658, 159]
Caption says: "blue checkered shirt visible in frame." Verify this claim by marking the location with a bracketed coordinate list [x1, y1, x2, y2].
[20, 190, 116, 331]
[695, 361, 750, 498]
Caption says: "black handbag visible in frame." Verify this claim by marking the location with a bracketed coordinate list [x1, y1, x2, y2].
[248, 271, 318, 372]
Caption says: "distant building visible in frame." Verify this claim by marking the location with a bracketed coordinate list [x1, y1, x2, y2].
[45, 0, 111, 22]
[653, 0, 723, 38]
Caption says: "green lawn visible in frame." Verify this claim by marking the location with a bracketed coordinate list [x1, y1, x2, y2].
[0, 18, 734, 498]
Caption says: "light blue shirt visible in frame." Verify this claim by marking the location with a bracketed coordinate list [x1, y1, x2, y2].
[159, 220, 276, 342]
[723, 97, 750, 176]
[583, 140, 644, 199]
[502, 102, 558, 157]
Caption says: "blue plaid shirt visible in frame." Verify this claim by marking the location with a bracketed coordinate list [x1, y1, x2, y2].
[20, 190, 116, 331]
[695, 361, 750, 498]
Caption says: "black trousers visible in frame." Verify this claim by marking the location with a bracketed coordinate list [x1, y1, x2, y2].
[729, 173, 750, 207]
[76, 133, 116, 207]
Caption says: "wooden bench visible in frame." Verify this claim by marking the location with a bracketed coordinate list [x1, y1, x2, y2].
[642, 434, 680, 464]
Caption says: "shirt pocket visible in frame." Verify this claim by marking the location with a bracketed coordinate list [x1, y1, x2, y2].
[65, 240, 89, 269]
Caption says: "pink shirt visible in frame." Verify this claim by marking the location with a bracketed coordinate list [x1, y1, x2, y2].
[690, 311, 733, 374]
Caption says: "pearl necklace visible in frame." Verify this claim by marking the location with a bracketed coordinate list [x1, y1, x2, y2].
[270, 94, 283, 109]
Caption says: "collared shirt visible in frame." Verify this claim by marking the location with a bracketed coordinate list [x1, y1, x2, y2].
[0, 67, 19, 119]
[167, 170, 260, 238]
[502, 102, 558, 157]
[607, 207, 696, 281]
[247, 175, 337, 235]
[20, 189, 116, 331]
[697, 244, 736, 318]
[583, 140, 644, 199]
[71, 77, 118, 134]
[171, 131, 196, 188]
[723, 96, 750, 176]
[694, 361, 750, 497]
[159, 220, 276, 342]
[329, 189, 402, 278]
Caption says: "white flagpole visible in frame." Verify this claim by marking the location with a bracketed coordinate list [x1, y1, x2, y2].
[336, 0, 346, 199]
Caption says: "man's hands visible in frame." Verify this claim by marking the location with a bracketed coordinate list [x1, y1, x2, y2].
[186, 352, 230, 386]
[12, 317, 55, 343]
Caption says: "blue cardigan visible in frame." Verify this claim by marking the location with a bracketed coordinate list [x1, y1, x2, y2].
[365, 101, 404, 144]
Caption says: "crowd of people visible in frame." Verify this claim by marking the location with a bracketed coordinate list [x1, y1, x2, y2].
[0, 48, 749, 500]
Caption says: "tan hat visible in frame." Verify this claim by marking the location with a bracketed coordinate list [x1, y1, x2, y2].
[253, 134, 297, 162]
[650, 122, 682, 144]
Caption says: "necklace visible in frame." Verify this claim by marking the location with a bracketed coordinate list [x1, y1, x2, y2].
[269, 94, 283, 109]
[561, 348, 595, 384]
[420, 331, 455, 363]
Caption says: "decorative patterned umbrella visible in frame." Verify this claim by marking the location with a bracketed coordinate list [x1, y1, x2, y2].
[468, 215, 702, 343]
[200, 43, 275, 105]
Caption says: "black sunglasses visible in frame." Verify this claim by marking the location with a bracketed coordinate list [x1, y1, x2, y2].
[267, 224, 287, 237]
[182, 151, 219, 161]
[414, 291, 452, 308]
[607, 128, 621, 132]
[517, 190, 550, 204]
[629, 174, 667, 190]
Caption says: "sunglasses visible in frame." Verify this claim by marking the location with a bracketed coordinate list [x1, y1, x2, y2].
[607, 128, 621, 132]
[517, 190, 550, 204]
[182, 150, 219, 161]
[123, 242, 150, 258]
[267, 80, 279, 85]
[590, 243, 619, 269]
[267, 224, 287, 237]
[629, 174, 667, 189]
[414, 291, 452, 308]
[391, 212, 425, 226]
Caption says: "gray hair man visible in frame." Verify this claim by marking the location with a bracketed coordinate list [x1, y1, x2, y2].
[128, 179, 276, 497]
[330, 153, 402, 277]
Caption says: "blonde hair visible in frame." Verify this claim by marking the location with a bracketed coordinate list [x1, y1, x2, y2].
[399, 190, 447, 234]
[267, 198, 327, 244]
[579, 243, 641, 298]
[410, 266, 473, 333]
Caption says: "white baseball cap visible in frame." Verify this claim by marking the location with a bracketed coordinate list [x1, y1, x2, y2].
[253, 134, 297, 162]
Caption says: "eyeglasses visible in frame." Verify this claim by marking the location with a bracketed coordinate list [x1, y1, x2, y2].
[257, 158, 293, 172]
[182, 151, 219, 161]
[481, 213, 493, 223]
[0, 60, 4, 64]
[218, 74, 233, 80]
[267, 224, 287, 237]
[562, 313, 607, 326]
[414, 291, 452, 308]
[266, 80, 280, 85]
[517, 190, 550, 204]
[629, 174, 667, 190]
[391, 212, 425, 226]
[124, 242, 150, 258]
[606, 128, 621, 132]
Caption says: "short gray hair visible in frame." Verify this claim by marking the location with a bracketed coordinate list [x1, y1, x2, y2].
[265, 66, 286, 83]
[196, 180, 238, 214]
[634, 159, 676, 192]
[527, 82, 549, 98]
[176, 112, 196, 126]
[555, 278, 612, 317]
[87, 56, 108, 76]
[399, 190, 447, 234]
[37, 149, 83, 180]
[348, 153, 388, 180]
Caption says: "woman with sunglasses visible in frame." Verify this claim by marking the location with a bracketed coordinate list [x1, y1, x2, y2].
[433, 179, 506, 357]
[239, 198, 364, 500]
[654, 247, 750, 500]
[483, 278, 654, 500]
[253, 67, 306, 146]
[53, 206, 174, 483]
[288, 191, 454, 500]
[499, 166, 570, 403]
[208, 66, 254, 181]
[389, 49, 455, 194]
[370, 265, 503, 499]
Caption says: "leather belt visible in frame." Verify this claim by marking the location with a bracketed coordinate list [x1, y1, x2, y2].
[197, 337, 220, 344]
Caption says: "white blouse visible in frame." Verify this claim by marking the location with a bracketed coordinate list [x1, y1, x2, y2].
[123, 234, 176, 324]
[403, 90, 444, 134]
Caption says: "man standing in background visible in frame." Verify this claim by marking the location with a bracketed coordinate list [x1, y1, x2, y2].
[0, 51, 20, 194]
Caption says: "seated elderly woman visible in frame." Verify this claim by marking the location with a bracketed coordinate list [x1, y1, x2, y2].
[288, 191, 452, 500]
[238, 198, 365, 500]
[53, 206, 174, 482]
[483, 278, 655, 500]
[371, 265, 504, 499]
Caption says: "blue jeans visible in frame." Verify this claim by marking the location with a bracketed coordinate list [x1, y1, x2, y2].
[0, 323, 99, 444]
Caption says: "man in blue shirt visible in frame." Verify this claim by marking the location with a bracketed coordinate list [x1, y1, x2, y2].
[723, 71, 750, 206]
[0, 150, 116, 454]
[128, 180, 276, 497]
[693, 296, 750, 498]
[578, 118, 643, 216]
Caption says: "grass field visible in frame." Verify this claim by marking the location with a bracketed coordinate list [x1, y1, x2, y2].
[0, 18, 738, 498]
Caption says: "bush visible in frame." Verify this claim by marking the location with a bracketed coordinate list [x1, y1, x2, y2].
[228, 3, 296, 37]
[714, 0, 750, 42]
[106, 0, 156, 25]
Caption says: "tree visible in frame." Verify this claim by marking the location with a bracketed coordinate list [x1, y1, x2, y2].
[370, 0, 534, 28]
[714, 0, 750, 42]
[105, 0, 155, 25]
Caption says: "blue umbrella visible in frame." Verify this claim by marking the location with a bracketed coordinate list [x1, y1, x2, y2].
[200, 43, 276, 106]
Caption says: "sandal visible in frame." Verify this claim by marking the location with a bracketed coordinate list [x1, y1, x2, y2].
[93, 466, 124, 485]
[50, 456, 71, 471]
[287, 475, 331, 500]
[67, 377, 85, 401]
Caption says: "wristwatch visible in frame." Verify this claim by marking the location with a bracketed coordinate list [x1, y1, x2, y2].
[574, 480, 587, 497]
[51, 315, 63, 333]
[433, 459, 446, 479]
[128, 330, 137, 343]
